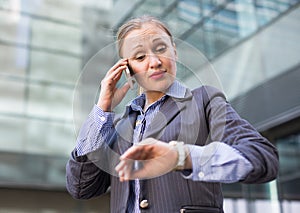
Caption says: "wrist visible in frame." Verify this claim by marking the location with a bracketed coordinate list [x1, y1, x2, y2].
[184, 147, 192, 170]
[97, 101, 112, 112]
[169, 141, 186, 171]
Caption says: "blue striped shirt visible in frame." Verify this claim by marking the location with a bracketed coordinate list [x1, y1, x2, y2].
[130, 94, 167, 213]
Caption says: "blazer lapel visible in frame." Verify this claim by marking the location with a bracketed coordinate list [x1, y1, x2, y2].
[115, 110, 138, 154]
[143, 91, 193, 139]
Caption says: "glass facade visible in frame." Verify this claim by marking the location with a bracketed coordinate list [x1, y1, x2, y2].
[277, 133, 300, 201]
[0, 0, 299, 212]
[115, 0, 299, 59]
[0, 0, 81, 189]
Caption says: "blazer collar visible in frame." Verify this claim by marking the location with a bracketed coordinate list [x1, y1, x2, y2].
[122, 80, 190, 117]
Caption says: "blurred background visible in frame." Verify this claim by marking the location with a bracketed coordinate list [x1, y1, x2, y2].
[0, 0, 299, 212]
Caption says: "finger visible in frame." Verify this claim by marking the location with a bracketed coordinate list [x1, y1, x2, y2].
[120, 146, 142, 160]
[113, 65, 127, 79]
[101, 67, 127, 96]
[139, 138, 158, 145]
[112, 70, 124, 84]
[120, 83, 131, 99]
[118, 161, 134, 181]
[108, 59, 128, 74]
[112, 83, 131, 103]
[116, 157, 135, 171]
[118, 170, 125, 181]
[123, 162, 134, 181]
[115, 159, 128, 172]
[121, 145, 156, 161]
[105, 65, 127, 81]
[126, 164, 152, 180]
[133, 160, 171, 180]
[121, 82, 131, 93]
[105, 58, 128, 79]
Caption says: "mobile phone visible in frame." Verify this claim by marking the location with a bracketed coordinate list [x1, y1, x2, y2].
[124, 66, 135, 90]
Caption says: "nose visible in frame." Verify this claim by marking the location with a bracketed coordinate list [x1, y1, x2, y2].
[148, 54, 162, 69]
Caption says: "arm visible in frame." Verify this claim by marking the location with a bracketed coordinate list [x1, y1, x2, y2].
[66, 149, 111, 199]
[115, 87, 278, 183]
[76, 105, 115, 156]
[66, 105, 115, 199]
[202, 86, 279, 183]
[66, 59, 131, 198]
[115, 139, 253, 183]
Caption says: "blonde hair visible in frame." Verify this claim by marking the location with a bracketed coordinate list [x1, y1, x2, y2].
[116, 15, 174, 57]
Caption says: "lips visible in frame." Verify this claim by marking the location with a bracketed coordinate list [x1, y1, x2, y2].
[149, 70, 166, 80]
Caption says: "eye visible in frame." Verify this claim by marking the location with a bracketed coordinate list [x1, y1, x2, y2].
[135, 53, 146, 61]
[154, 44, 167, 53]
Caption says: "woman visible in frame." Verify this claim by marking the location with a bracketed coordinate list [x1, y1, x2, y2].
[66, 16, 278, 213]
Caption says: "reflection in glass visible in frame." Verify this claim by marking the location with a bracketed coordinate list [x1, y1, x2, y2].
[27, 83, 73, 120]
[0, 10, 30, 45]
[277, 133, 300, 200]
[29, 50, 81, 84]
[131, 0, 166, 17]
[0, 78, 25, 114]
[31, 19, 82, 55]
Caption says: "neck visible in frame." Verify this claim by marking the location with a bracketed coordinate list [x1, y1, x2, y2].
[144, 91, 165, 111]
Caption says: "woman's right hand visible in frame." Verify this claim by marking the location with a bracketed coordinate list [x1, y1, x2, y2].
[97, 59, 131, 111]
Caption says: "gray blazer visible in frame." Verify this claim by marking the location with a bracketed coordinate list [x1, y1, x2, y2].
[66, 86, 278, 213]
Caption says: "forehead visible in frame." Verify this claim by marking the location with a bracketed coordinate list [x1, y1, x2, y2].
[124, 24, 171, 44]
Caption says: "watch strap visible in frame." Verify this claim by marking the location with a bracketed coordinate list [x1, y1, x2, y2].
[169, 141, 186, 170]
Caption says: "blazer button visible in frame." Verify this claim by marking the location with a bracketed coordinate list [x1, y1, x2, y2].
[140, 199, 149, 209]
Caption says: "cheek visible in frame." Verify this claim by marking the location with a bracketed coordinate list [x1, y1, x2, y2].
[163, 57, 177, 75]
[130, 62, 147, 75]
[130, 63, 149, 85]
[170, 60, 177, 73]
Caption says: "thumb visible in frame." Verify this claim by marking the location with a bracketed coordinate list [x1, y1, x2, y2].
[111, 82, 131, 109]
[120, 82, 131, 94]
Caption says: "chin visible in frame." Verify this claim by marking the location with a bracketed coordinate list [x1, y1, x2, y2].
[142, 78, 174, 93]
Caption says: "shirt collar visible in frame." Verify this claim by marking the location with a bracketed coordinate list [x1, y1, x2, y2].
[165, 80, 187, 99]
[123, 80, 187, 115]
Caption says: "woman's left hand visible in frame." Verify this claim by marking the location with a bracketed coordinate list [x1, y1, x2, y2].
[115, 138, 178, 181]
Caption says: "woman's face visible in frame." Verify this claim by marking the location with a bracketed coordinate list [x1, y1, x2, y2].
[121, 23, 177, 93]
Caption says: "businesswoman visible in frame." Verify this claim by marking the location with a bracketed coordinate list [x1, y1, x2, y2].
[66, 15, 278, 213]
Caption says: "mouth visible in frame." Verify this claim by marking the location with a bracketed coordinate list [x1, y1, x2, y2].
[149, 70, 167, 80]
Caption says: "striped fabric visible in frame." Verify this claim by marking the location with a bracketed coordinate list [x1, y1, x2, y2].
[130, 94, 166, 212]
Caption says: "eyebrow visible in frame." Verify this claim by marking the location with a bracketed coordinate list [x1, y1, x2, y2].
[132, 44, 143, 51]
[152, 37, 164, 43]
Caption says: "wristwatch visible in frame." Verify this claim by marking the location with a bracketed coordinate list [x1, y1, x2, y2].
[169, 141, 186, 170]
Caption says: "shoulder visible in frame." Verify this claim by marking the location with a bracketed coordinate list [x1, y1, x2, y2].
[192, 85, 227, 102]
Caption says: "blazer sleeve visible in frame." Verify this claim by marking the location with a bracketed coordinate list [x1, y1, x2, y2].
[66, 150, 111, 199]
[201, 86, 279, 184]
[65, 112, 115, 199]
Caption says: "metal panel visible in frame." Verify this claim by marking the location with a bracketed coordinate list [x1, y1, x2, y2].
[231, 64, 300, 131]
